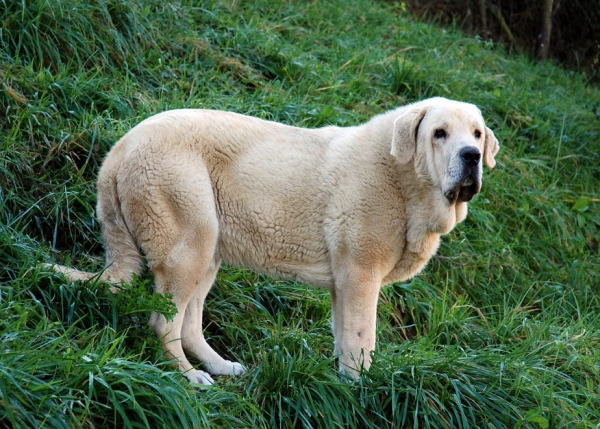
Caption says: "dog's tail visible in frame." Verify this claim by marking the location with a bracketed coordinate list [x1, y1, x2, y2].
[50, 158, 144, 286]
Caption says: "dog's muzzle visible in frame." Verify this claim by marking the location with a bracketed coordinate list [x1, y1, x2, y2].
[445, 147, 482, 203]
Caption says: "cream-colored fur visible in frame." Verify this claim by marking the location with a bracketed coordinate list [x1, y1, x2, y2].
[51, 97, 499, 385]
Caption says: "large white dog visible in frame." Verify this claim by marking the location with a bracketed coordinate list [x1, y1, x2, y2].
[53, 97, 499, 385]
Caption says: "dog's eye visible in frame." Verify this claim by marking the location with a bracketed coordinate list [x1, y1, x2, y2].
[474, 130, 482, 139]
[434, 129, 446, 139]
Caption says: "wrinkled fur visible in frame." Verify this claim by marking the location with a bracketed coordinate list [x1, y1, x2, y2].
[52, 97, 500, 385]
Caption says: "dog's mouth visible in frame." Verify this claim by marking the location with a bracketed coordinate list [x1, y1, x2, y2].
[444, 175, 481, 203]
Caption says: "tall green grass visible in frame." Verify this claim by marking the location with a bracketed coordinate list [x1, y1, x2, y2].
[1, 0, 599, 427]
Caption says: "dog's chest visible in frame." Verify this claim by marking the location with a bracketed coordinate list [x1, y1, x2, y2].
[381, 196, 459, 285]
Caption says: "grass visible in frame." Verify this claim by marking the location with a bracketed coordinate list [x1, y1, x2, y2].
[1, 0, 599, 427]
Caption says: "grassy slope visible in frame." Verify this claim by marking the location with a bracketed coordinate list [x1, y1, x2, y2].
[1, 0, 599, 427]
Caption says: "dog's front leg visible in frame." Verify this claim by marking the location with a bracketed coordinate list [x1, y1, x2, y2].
[331, 264, 382, 379]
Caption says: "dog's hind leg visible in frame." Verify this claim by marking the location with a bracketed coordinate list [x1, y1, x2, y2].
[181, 258, 245, 377]
[148, 232, 220, 385]
[138, 160, 224, 385]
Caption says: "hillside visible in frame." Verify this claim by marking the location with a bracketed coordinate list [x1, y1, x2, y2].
[1, 0, 599, 427]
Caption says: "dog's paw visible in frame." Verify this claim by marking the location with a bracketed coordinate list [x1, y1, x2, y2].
[184, 369, 215, 387]
[229, 361, 246, 376]
[206, 360, 246, 376]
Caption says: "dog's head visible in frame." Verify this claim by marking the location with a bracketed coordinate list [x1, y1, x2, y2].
[391, 97, 499, 204]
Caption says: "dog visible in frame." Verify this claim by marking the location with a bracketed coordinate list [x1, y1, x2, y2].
[51, 97, 499, 385]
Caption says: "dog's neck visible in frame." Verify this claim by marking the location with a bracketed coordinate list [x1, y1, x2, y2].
[378, 158, 467, 285]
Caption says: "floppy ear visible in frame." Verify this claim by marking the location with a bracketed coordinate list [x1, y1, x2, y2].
[483, 126, 500, 168]
[391, 107, 428, 163]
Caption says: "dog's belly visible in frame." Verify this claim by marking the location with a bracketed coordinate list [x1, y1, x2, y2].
[215, 215, 335, 289]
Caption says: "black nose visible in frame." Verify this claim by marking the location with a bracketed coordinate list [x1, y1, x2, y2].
[460, 147, 481, 166]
